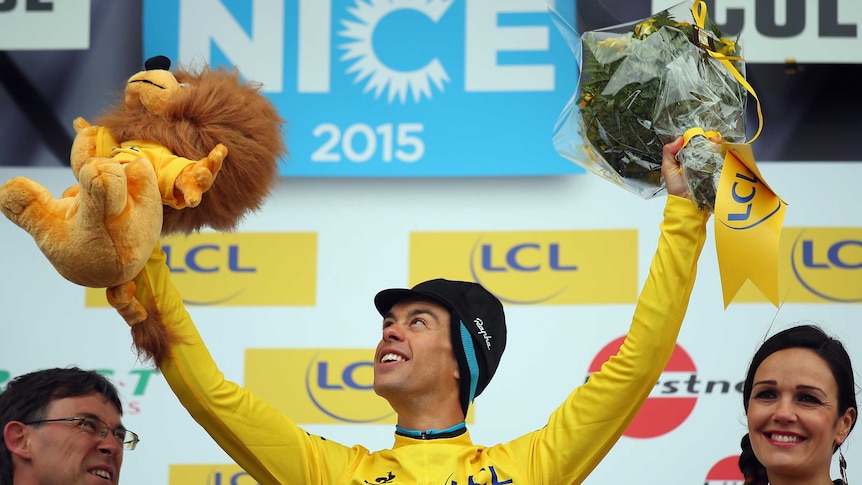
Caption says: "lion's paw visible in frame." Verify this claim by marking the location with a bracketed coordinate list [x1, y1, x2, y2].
[0, 178, 40, 220]
[78, 158, 128, 217]
[70, 128, 101, 175]
[107, 282, 148, 326]
[175, 143, 228, 208]
[73, 117, 92, 133]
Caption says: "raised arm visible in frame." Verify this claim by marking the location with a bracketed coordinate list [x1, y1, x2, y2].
[129, 247, 358, 484]
[499, 138, 710, 483]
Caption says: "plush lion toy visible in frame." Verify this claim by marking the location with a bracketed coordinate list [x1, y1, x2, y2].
[0, 56, 285, 363]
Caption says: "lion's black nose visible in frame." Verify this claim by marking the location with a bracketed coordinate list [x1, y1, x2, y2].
[144, 55, 171, 71]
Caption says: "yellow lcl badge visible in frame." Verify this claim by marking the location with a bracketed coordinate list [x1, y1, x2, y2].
[714, 142, 787, 307]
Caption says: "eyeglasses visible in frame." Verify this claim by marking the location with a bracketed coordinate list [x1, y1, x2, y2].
[24, 416, 139, 451]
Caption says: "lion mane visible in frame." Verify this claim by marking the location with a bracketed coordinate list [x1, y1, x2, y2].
[97, 64, 286, 365]
[96, 65, 287, 235]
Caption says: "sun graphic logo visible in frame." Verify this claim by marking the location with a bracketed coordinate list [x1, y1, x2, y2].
[704, 455, 744, 485]
[339, 0, 453, 104]
[587, 337, 699, 438]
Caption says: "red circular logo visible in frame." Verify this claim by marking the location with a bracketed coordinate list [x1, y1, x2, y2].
[588, 337, 697, 438]
[705, 455, 743, 484]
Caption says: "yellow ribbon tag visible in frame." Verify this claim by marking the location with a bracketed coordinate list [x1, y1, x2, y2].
[690, 0, 763, 144]
[714, 143, 787, 307]
[683, 127, 721, 145]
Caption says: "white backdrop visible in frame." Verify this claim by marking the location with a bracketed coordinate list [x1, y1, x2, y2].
[1, 162, 861, 484]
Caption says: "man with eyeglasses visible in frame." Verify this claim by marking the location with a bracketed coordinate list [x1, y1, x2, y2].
[0, 367, 138, 485]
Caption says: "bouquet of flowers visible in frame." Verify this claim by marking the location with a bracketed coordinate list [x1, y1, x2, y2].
[550, 0, 752, 211]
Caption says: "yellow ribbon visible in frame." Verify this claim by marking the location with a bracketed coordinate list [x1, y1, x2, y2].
[691, 0, 763, 143]
[679, 128, 786, 308]
[680, 1, 784, 308]
[683, 127, 722, 145]
[713, 143, 787, 307]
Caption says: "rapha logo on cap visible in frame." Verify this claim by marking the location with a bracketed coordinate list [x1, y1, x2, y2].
[473, 318, 492, 350]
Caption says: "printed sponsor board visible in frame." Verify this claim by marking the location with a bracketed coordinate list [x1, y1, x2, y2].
[0, 0, 90, 49]
[169, 464, 256, 484]
[244, 348, 396, 425]
[596, 0, 862, 64]
[588, 339, 743, 438]
[0, 367, 157, 415]
[142, 0, 582, 177]
[677, 0, 861, 64]
[85, 232, 317, 307]
[704, 455, 744, 485]
[733, 227, 862, 303]
[409, 229, 638, 304]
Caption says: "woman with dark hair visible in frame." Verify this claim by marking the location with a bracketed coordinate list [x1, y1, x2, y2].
[740, 325, 858, 485]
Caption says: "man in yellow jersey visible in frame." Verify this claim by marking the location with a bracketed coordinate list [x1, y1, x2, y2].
[128, 137, 708, 484]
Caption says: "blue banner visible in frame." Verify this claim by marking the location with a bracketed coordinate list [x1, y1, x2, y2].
[143, 0, 582, 177]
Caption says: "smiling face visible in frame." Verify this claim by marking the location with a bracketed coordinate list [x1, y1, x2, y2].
[373, 297, 461, 411]
[747, 347, 856, 484]
[11, 393, 124, 485]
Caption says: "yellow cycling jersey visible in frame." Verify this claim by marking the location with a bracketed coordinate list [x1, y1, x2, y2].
[92, 125, 198, 209]
[133, 195, 708, 485]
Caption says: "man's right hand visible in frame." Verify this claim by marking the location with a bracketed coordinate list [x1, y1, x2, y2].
[661, 136, 690, 200]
